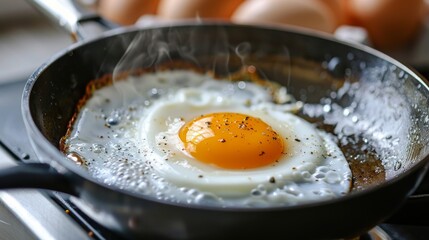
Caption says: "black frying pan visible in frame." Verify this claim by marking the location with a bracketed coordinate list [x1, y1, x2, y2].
[1, 0, 429, 239]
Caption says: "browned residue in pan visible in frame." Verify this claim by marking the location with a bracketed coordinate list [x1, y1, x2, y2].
[303, 109, 386, 191]
[347, 152, 386, 191]
[340, 140, 386, 191]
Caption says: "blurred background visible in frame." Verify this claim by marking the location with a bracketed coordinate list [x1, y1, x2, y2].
[0, 0, 71, 83]
[1, 0, 429, 84]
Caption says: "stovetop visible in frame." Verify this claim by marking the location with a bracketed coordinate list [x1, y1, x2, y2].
[1, 78, 429, 240]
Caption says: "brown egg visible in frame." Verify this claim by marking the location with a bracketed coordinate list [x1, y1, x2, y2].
[343, 0, 425, 51]
[317, 0, 344, 26]
[98, 0, 160, 25]
[425, 0, 429, 16]
[231, 0, 337, 33]
[157, 0, 245, 20]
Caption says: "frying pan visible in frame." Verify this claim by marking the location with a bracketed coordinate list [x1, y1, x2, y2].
[1, 0, 429, 239]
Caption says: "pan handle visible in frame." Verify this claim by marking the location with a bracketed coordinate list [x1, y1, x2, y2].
[26, 0, 117, 40]
[0, 162, 79, 196]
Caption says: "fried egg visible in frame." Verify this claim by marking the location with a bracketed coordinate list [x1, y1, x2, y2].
[63, 70, 352, 207]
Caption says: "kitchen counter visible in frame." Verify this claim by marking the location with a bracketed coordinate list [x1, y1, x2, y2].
[0, 0, 71, 84]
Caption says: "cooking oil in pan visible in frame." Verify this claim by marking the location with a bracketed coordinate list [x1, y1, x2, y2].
[60, 64, 427, 207]
[300, 66, 428, 192]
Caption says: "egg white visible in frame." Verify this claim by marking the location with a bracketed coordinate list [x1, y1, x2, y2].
[143, 88, 324, 195]
[64, 70, 352, 207]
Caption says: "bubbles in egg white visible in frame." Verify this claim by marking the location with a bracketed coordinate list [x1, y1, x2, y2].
[64, 70, 352, 207]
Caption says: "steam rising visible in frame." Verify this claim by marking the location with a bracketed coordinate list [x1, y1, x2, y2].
[112, 26, 229, 79]
[110, 25, 292, 89]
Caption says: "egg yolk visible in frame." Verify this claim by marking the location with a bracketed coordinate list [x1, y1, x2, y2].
[179, 112, 284, 169]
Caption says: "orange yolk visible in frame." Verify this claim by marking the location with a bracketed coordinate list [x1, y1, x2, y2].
[179, 112, 285, 169]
